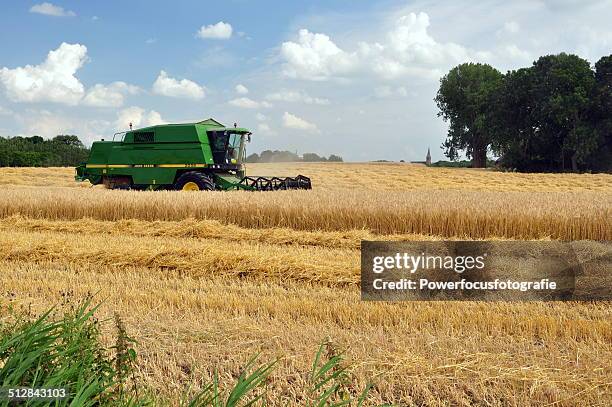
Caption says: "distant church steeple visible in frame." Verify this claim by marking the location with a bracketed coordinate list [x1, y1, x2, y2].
[426, 148, 431, 165]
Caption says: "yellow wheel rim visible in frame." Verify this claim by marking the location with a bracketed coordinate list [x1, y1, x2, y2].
[182, 181, 200, 191]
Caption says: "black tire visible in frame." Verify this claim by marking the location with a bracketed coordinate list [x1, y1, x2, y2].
[174, 171, 215, 191]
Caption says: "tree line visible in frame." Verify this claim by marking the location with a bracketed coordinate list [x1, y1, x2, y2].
[246, 150, 343, 163]
[0, 135, 90, 167]
[435, 53, 611, 172]
[0, 136, 344, 167]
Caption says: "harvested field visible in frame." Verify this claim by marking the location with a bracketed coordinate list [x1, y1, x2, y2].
[0, 163, 610, 406]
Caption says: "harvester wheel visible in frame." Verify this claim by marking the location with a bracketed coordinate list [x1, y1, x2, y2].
[175, 172, 215, 191]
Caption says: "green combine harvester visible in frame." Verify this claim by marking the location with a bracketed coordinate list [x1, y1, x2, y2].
[75, 118, 311, 191]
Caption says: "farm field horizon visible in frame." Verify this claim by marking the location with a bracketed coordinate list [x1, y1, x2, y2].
[0, 163, 611, 406]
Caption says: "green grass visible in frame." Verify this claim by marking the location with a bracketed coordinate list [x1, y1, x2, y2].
[0, 299, 139, 406]
[0, 299, 385, 406]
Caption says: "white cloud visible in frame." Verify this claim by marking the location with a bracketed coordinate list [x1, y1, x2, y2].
[115, 106, 166, 131]
[281, 29, 358, 80]
[30, 2, 75, 17]
[0, 42, 87, 105]
[197, 21, 233, 39]
[282, 112, 318, 132]
[235, 84, 249, 94]
[255, 112, 267, 121]
[386, 13, 469, 65]
[367, 12, 472, 79]
[83, 82, 140, 108]
[145, 38, 157, 44]
[20, 109, 74, 137]
[152, 70, 205, 100]
[0, 43, 141, 108]
[504, 44, 531, 60]
[280, 12, 477, 81]
[228, 97, 271, 109]
[265, 90, 330, 105]
[145, 111, 165, 126]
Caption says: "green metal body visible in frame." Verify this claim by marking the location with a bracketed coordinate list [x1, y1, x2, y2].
[75, 118, 311, 191]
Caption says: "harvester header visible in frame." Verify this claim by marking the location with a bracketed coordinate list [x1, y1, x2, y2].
[75, 118, 312, 191]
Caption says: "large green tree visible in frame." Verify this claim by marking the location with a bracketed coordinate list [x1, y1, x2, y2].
[532, 53, 596, 171]
[589, 55, 612, 170]
[594, 56, 612, 131]
[494, 53, 598, 171]
[491, 67, 547, 170]
[435, 63, 503, 168]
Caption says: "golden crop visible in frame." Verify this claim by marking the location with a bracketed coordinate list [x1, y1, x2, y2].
[0, 163, 610, 406]
[1, 187, 609, 240]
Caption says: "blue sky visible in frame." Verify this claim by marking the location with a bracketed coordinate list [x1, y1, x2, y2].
[1, 1, 611, 161]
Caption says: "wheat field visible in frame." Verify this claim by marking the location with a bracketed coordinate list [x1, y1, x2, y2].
[0, 163, 611, 406]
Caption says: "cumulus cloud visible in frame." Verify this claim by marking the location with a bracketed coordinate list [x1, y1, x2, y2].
[280, 12, 480, 81]
[0, 42, 87, 105]
[197, 22, 233, 39]
[503, 44, 531, 60]
[0, 42, 140, 108]
[83, 82, 140, 107]
[282, 112, 318, 132]
[145, 111, 165, 126]
[281, 29, 358, 80]
[30, 2, 75, 17]
[115, 106, 166, 131]
[235, 84, 249, 94]
[255, 112, 267, 121]
[265, 90, 330, 105]
[386, 13, 469, 65]
[228, 97, 271, 109]
[152, 70, 205, 100]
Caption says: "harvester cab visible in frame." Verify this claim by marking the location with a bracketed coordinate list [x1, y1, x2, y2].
[75, 118, 311, 191]
[208, 128, 248, 167]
